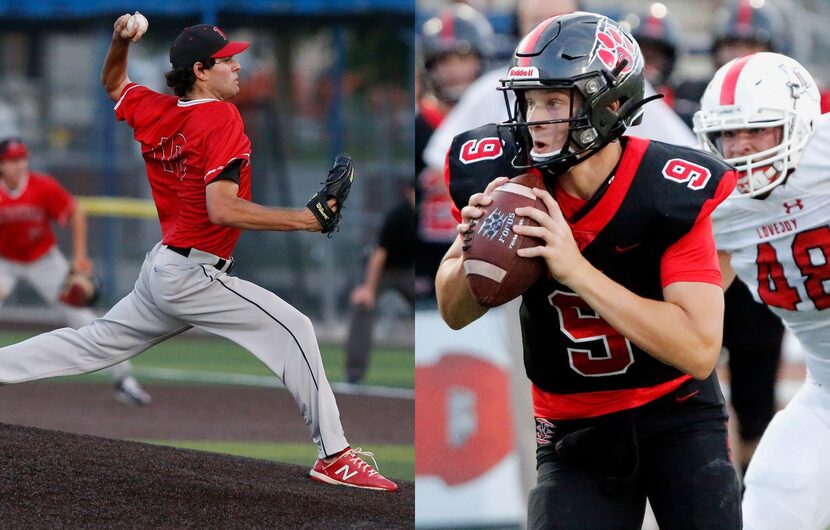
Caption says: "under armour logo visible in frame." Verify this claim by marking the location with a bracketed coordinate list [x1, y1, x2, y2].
[783, 199, 804, 214]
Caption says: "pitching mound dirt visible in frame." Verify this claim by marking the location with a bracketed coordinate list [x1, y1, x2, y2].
[0, 423, 413, 529]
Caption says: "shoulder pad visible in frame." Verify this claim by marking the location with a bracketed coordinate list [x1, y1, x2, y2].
[643, 139, 734, 176]
[447, 123, 524, 212]
[630, 138, 736, 225]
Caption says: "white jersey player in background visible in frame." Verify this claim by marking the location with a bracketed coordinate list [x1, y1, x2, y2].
[695, 52, 830, 530]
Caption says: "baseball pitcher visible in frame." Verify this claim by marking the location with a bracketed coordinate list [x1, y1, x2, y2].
[0, 14, 395, 491]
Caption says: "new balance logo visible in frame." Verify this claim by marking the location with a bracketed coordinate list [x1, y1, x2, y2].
[334, 464, 358, 481]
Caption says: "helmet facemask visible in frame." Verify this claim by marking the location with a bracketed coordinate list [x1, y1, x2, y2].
[693, 52, 821, 199]
[695, 96, 814, 198]
[498, 66, 648, 176]
[700, 116, 799, 197]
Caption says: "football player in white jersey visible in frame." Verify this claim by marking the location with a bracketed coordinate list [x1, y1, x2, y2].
[694, 52, 830, 530]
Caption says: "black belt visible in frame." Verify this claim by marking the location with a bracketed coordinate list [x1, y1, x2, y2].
[167, 245, 234, 273]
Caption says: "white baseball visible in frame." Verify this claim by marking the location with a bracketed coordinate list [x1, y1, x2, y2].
[126, 12, 149, 34]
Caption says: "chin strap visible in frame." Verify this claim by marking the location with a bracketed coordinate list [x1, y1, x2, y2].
[619, 93, 664, 127]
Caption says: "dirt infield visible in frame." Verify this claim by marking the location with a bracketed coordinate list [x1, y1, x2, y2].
[0, 423, 414, 528]
[0, 381, 413, 445]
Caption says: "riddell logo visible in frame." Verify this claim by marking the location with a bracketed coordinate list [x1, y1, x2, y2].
[509, 66, 539, 79]
[213, 27, 227, 39]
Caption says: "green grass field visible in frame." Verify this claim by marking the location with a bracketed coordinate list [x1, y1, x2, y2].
[0, 329, 414, 479]
[0, 330, 413, 388]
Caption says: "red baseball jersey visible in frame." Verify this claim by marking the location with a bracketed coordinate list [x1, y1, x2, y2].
[114, 83, 252, 258]
[0, 171, 76, 263]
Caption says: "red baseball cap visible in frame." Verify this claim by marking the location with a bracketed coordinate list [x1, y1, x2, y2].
[169, 24, 249, 70]
[0, 138, 28, 161]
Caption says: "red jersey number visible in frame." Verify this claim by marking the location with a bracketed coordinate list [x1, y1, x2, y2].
[154, 134, 187, 180]
[756, 242, 800, 310]
[662, 159, 712, 190]
[756, 225, 830, 310]
[459, 138, 503, 164]
[549, 291, 634, 377]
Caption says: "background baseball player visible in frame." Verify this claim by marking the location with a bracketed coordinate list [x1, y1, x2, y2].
[0, 14, 396, 491]
[0, 137, 150, 406]
[695, 51, 830, 529]
[345, 181, 415, 384]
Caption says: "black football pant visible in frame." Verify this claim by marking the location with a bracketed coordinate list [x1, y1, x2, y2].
[723, 280, 784, 442]
[527, 374, 741, 530]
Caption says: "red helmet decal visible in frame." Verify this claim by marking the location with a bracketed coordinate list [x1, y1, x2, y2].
[213, 26, 227, 39]
[593, 19, 636, 75]
[515, 16, 559, 66]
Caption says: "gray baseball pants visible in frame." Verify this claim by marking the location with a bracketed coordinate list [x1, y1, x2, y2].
[0, 242, 348, 458]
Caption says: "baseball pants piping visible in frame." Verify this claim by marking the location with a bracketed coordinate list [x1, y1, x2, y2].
[0, 242, 348, 458]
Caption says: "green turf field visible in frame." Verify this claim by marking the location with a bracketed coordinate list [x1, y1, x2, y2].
[0, 330, 413, 388]
[141, 440, 414, 481]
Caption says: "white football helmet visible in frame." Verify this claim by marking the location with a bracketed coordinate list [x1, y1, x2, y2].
[693, 52, 821, 198]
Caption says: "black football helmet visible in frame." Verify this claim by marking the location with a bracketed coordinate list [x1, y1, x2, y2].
[419, 4, 494, 104]
[622, 3, 680, 86]
[713, 0, 789, 56]
[498, 12, 652, 176]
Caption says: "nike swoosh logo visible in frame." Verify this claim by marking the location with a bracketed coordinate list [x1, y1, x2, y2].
[614, 242, 641, 253]
[675, 390, 700, 403]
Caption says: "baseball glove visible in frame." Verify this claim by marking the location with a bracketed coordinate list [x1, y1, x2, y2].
[307, 153, 354, 236]
[58, 270, 100, 307]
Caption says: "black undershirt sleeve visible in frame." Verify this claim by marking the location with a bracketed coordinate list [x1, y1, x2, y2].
[212, 158, 243, 185]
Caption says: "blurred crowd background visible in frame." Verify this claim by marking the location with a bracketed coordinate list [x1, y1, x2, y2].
[416, 0, 830, 81]
[415, 0, 830, 304]
[0, 0, 414, 340]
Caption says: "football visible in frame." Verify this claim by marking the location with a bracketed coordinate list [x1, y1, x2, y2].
[462, 173, 547, 307]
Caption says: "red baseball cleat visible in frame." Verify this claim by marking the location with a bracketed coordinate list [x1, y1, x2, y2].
[309, 447, 398, 491]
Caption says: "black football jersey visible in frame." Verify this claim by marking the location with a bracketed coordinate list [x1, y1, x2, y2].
[447, 125, 735, 415]
[447, 122, 524, 213]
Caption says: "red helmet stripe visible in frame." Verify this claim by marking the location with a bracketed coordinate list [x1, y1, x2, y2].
[440, 8, 455, 43]
[646, 15, 662, 36]
[517, 16, 558, 66]
[719, 54, 753, 105]
[737, 0, 752, 28]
